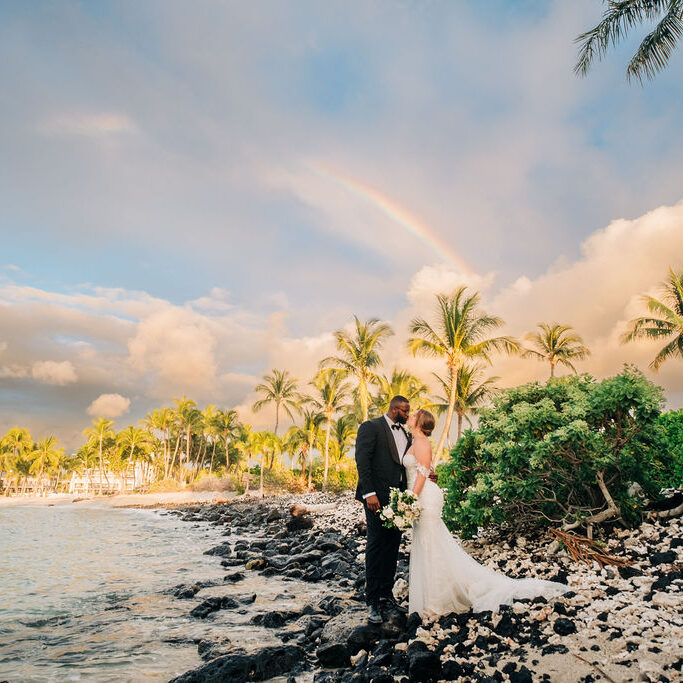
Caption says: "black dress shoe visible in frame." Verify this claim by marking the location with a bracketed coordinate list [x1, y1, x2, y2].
[380, 596, 408, 614]
[368, 603, 384, 624]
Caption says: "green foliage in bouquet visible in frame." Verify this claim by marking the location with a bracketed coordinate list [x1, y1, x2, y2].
[658, 408, 683, 488]
[380, 487, 421, 530]
[441, 366, 675, 539]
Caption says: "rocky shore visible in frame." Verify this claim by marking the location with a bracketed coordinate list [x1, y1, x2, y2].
[163, 492, 682, 682]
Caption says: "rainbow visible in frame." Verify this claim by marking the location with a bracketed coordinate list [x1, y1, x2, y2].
[309, 163, 472, 273]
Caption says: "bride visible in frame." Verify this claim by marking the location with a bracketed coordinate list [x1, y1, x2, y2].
[404, 408, 569, 617]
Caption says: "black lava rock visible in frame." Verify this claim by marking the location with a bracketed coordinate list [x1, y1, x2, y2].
[553, 618, 577, 636]
[170, 645, 306, 682]
[408, 649, 442, 682]
[493, 613, 516, 638]
[190, 596, 239, 619]
[509, 665, 534, 683]
[651, 550, 676, 566]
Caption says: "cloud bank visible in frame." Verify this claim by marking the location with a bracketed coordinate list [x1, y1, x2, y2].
[0, 200, 681, 447]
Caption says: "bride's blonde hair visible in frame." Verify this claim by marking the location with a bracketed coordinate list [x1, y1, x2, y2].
[414, 409, 435, 437]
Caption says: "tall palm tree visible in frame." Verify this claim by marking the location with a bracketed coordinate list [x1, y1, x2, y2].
[408, 288, 518, 459]
[252, 369, 301, 435]
[29, 436, 63, 495]
[429, 364, 499, 445]
[83, 417, 115, 494]
[213, 408, 241, 472]
[143, 407, 174, 478]
[521, 323, 591, 378]
[321, 316, 394, 422]
[308, 369, 351, 489]
[283, 425, 308, 478]
[117, 426, 152, 489]
[373, 368, 429, 415]
[622, 267, 683, 369]
[235, 424, 258, 493]
[173, 396, 201, 478]
[575, 0, 683, 82]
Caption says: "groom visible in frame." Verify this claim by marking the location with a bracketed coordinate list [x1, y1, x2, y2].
[355, 395, 412, 624]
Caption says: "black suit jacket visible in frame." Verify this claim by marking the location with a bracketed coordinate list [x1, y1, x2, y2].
[354, 417, 411, 506]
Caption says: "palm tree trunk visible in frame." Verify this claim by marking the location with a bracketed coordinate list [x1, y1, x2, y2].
[550, 359, 556, 378]
[307, 438, 314, 489]
[359, 376, 369, 422]
[434, 365, 458, 462]
[209, 440, 217, 473]
[274, 403, 280, 436]
[323, 416, 331, 490]
[457, 412, 464, 443]
[259, 451, 265, 498]
[98, 434, 104, 495]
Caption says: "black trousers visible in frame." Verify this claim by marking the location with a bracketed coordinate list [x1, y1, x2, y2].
[364, 505, 402, 605]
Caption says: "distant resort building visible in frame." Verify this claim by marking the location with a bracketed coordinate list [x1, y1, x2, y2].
[1, 461, 154, 496]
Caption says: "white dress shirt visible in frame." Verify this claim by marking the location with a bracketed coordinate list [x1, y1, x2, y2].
[362, 414, 408, 500]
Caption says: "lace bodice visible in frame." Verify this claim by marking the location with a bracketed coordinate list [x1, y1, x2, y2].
[402, 451, 432, 489]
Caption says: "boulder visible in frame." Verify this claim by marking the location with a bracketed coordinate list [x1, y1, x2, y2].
[170, 645, 306, 682]
[190, 596, 239, 619]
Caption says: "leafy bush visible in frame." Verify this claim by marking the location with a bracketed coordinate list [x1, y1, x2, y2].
[659, 409, 683, 487]
[441, 366, 674, 538]
[260, 467, 307, 494]
[312, 461, 358, 493]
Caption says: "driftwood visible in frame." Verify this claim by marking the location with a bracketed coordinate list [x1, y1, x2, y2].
[548, 528, 633, 569]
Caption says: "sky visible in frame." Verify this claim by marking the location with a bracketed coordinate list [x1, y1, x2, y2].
[1, 0, 683, 449]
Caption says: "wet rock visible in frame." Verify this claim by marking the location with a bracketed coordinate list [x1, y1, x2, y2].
[251, 610, 300, 628]
[190, 596, 240, 618]
[197, 638, 232, 661]
[170, 644, 306, 682]
[245, 558, 268, 570]
[224, 571, 245, 583]
[205, 543, 232, 557]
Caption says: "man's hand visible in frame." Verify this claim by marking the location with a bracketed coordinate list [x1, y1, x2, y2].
[365, 494, 381, 512]
[428, 470, 438, 484]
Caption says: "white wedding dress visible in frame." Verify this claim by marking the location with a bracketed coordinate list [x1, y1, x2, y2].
[404, 451, 569, 616]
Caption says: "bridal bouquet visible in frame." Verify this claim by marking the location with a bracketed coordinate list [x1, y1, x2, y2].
[380, 488, 421, 530]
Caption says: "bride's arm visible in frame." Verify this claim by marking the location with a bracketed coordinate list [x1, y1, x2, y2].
[411, 439, 433, 497]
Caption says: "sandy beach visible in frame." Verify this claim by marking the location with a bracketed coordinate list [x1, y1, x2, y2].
[0, 490, 237, 508]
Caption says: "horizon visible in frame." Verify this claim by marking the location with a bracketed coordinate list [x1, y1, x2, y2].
[1, 1, 683, 449]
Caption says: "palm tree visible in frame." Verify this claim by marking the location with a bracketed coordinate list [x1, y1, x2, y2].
[429, 364, 499, 445]
[117, 426, 151, 490]
[521, 323, 591, 378]
[143, 407, 174, 478]
[373, 368, 429, 415]
[1, 427, 33, 495]
[331, 415, 357, 468]
[83, 417, 115, 494]
[321, 316, 394, 422]
[575, 0, 683, 82]
[29, 436, 63, 495]
[253, 431, 281, 497]
[235, 424, 258, 494]
[252, 369, 301, 436]
[213, 409, 241, 473]
[283, 426, 308, 478]
[173, 396, 201, 479]
[308, 370, 351, 489]
[408, 288, 518, 459]
[621, 267, 683, 369]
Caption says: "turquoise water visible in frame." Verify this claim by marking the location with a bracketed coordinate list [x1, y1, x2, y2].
[0, 505, 228, 682]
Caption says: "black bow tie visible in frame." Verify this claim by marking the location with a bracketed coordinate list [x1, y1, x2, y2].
[391, 423, 402, 431]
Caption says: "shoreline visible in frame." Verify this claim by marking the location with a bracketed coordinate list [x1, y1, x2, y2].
[0, 489, 242, 508]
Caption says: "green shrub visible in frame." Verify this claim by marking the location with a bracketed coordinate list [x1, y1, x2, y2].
[260, 467, 307, 494]
[441, 366, 673, 538]
[312, 462, 358, 493]
[659, 409, 683, 487]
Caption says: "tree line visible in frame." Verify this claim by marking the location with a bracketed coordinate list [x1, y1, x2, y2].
[1, 268, 681, 497]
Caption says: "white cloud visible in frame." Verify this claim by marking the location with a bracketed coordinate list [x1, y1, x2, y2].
[39, 112, 136, 137]
[87, 393, 131, 418]
[127, 307, 219, 397]
[31, 360, 78, 385]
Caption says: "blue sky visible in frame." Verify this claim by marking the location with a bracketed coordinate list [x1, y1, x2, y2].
[1, 1, 682, 445]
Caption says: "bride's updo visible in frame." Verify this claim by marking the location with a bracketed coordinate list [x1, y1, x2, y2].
[414, 409, 435, 436]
